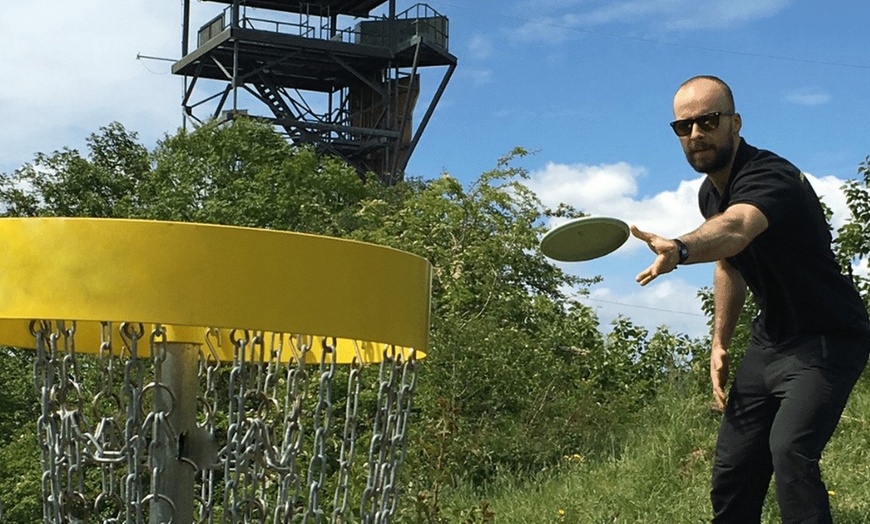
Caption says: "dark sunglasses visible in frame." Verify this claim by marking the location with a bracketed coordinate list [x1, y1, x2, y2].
[669, 112, 734, 137]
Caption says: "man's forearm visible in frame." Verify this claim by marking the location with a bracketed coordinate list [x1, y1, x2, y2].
[712, 259, 747, 350]
[679, 203, 768, 265]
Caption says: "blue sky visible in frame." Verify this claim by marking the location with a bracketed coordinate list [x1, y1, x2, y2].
[2, 0, 869, 338]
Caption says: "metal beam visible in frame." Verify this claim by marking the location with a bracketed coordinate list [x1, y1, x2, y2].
[406, 61, 456, 170]
[391, 38, 421, 175]
[273, 118, 400, 138]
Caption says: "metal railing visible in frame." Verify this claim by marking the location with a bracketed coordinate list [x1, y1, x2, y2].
[196, 2, 448, 50]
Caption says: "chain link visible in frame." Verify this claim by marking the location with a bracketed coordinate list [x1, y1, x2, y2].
[30, 324, 420, 524]
[332, 356, 362, 524]
[360, 347, 418, 524]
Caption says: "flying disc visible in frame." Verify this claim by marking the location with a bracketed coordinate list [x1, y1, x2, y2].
[540, 216, 630, 262]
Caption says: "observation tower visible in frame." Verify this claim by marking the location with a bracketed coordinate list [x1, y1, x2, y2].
[172, 0, 457, 182]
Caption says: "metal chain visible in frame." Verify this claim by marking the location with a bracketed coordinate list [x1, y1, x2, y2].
[381, 350, 418, 519]
[92, 321, 126, 523]
[146, 325, 178, 524]
[331, 356, 362, 524]
[224, 330, 247, 522]
[34, 320, 62, 523]
[121, 322, 148, 523]
[360, 347, 419, 524]
[273, 335, 309, 523]
[304, 339, 337, 524]
[197, 328, 223, 524]
[29, 322, 420, 524]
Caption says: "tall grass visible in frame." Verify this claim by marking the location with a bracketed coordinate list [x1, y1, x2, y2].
[428, 376, 870, 523]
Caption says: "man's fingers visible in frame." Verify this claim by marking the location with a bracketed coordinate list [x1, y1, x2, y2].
[636, 267, 657, 286]
[713, 388, 727, 412]
[636, 252, 674, 286]
[630, 225, 650, 242]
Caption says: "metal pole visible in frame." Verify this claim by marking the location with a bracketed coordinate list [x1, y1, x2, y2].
[182, 0, 191, 56]
[406, 62, 456, 167]
[152, 342, 199, 524]
[232, 1, 240, 112]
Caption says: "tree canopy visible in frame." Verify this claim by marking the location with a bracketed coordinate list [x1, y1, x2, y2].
[3, 119, 866, 520]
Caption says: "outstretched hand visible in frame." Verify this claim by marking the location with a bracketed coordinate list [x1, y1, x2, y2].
[631, 226, 680, 286]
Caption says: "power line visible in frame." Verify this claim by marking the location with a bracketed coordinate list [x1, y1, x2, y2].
[580, 296, 708, 318]
[435, 1, 870, 71]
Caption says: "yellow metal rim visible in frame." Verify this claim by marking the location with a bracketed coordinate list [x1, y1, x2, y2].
[0, 218, 431, 362]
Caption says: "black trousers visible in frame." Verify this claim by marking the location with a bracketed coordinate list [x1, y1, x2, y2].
[710, 334, 869, 524]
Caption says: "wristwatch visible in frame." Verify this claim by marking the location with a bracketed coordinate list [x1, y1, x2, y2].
[673, 239, 689, 265]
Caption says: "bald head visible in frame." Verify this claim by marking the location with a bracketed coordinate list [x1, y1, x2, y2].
[674, 76, 735, 118]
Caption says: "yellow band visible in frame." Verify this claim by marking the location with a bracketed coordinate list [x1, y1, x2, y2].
[0, 218, 431, 363]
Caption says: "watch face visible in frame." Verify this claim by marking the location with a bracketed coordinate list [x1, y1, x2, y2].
[675, 239, 688, 264]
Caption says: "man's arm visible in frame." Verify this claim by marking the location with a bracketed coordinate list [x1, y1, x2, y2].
[711, 258, 747, 411]
[632, 202, 768, 286]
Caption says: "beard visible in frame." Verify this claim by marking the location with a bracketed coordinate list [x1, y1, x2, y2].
[684, 140, 735, 174]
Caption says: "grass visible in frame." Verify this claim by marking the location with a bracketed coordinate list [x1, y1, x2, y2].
[428, 377, 870, 523]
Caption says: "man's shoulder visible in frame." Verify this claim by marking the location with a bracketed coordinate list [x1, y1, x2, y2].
[736, 142, 800, 177]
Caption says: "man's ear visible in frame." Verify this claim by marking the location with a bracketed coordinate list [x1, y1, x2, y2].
[732, 113, 742, 135]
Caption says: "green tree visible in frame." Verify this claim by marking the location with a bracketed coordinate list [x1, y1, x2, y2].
[0, 121, 149, 218]
[0, 348, 41, 521]
[835, 157, 870, 310]
[0, 119, 379, 521]
[0, 119, 730, 521]
[141, 118, 370, 233]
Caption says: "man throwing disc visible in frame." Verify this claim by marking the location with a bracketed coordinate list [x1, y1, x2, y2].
[632, 75, 870, 523]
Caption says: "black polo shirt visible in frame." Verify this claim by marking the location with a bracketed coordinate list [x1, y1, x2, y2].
[698, 139, 870, 344]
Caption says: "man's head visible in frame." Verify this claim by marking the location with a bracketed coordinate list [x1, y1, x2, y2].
[672, 76, 742, 177]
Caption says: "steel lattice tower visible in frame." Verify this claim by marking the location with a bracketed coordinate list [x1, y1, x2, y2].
[173, 0, 457, 182]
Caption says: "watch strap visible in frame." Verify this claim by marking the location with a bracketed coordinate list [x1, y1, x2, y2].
[674, 239, 689, 264]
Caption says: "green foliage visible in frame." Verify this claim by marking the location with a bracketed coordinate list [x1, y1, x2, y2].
[429, 374, 870, 523]
[341, 149, 618, 493]
[143, 118, 370, 233]
[835, 157, 870, 310]
[0, 428, 42, 522]
[0, 122, 149, 218]
[0, 348, 37, 438]
[10, 119, 866, 522]
[0, 349, 41, 522]
[597, 319, 696, 396]
[0, 119, 382, 519]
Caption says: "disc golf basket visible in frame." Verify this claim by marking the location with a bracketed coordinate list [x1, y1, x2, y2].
[0, 218, 431, 524]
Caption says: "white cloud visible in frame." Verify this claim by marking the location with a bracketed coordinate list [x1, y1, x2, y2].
[527, 161, 855, 338]
[663, 0, 791, 30]
[853, 259, 870, 280]
[529, 161, 641, 210]
[467, 34, 494, 61]
[514, 0, 586, 12]
[459, 67, 495, 86]
[0, 1, 209, 172]
[512, 0, 792, 44]
[526, 161, 705, 252]
[512, 16, 575, 45]
[526, 161, 708, 335]
[528, 163, 853, 246]
[804, 173, 850, 230]
[785, 89, 832, 106]
[583, 278, 709, 338]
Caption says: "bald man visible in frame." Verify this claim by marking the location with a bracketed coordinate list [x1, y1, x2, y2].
[632, 76, 870, 523]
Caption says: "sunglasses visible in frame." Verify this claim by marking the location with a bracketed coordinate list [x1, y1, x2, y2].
[669, 112, 734, 137]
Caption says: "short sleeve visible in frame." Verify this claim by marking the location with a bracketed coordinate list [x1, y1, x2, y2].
[727, 157, 805, 226]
